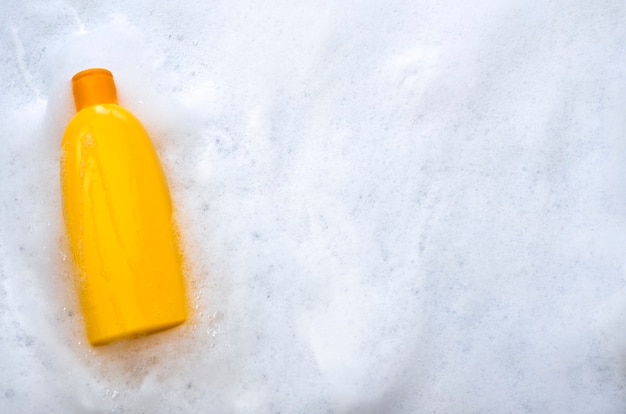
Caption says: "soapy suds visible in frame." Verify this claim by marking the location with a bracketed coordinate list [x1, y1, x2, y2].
[2, 0, 626, 412]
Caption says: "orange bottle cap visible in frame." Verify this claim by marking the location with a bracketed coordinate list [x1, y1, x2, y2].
[72, 68, 118, 112]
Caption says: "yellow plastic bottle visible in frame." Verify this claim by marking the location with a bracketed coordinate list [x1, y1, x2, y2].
[61, 68, 187, 345]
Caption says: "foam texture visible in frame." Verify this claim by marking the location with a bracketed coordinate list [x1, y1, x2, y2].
[2, 0, 626, 412]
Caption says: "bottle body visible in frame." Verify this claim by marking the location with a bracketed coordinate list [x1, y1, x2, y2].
[61, 103, 187, 345]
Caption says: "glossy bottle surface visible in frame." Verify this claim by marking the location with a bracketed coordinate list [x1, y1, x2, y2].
[61, 100, 187, 346]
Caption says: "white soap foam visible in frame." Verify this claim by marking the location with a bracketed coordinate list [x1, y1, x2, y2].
[2, 0, 626, 412]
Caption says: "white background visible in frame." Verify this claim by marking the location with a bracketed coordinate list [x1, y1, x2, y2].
[2, 0, 626, 412]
